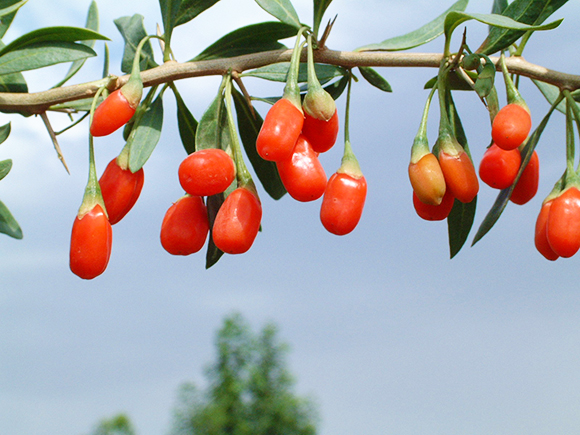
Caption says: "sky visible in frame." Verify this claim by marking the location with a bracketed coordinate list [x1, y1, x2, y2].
[1, 0, 580, 434]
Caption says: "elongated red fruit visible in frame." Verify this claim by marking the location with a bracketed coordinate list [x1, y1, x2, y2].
[276, 135, 327, 202]
[413, 189, 455, 221]
[491, 103, 531, 151]
[408, 152, 446, 206]
[256, 98, 303, 161]
[90, 89, 138, 137]
[546, 187, 580, 258]
[212, 187, 262, 254]
[479, 144, 521, 190]
[160, 195, 209, 256]
[438, 149, 479, 203]
[70, 204, 113, 279]
[301, 109, 339, 153]
[510, 150, 539, 205]
[178, 148, 235, 196]
[320, 172, 367, 235]
[534, 200, 559, 261]
[99, 158, 144, 225]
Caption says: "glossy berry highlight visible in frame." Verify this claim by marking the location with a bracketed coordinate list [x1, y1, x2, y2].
[69, 204, 113, 280]
[491, 103, 532, 151]
[90, 89, 138, 137]
[320, 172, 367, 235]
[99, 158, 144, 225]
[256, 98, 304, 161]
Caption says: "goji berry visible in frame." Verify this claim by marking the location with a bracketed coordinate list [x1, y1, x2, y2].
[69, 204, 113, 279]
[160, 195, 209, 256]
[301, 109, 339, 153]
[320, 172, 367, 235]
[478, 144, 521, 190]
[178, 148, 236, 197]
[276, 134, 327, 202]
[408, 152, 446, 206]
[90, 88, 138, 137]
[510, 150, 539, 205]
[546, 186, 580, 258]
[256, 98, 303, 161]
[413, 189, 455, 221]
[491, 103, 531, 151]
[438, 143, 479, 204]
[534, 200, 559, 261]
[212, 186, 262, 254]
[99, 158, 144, 225]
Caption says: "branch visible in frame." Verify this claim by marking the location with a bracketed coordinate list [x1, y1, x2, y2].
[0, 49, 578, 114]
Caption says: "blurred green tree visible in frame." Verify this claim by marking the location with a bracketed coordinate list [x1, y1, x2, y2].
[89, 413, 136, 435]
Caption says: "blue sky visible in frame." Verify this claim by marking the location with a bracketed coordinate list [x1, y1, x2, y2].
[1, 0, 580, 434]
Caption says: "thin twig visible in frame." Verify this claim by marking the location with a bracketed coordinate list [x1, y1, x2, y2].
[40, 112, 70, 174]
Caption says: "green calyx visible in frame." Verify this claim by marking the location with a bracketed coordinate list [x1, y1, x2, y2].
[499, 53, 529, 111]
[303, 33, 336, 121]
[282, 27, 308, 112]
[338, 70, 363, 179]
[411, 84, 437, 164]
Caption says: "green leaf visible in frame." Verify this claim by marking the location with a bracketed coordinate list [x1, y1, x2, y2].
[53, 1, 99, 88]
[447, 198, 477, 258]
[232, 87, 286, 200]
[424, 69, 478, 91]
[175, 0, 221, 27]
[472, 97, 561, 246]
[0, 41, 26, 93]
[114, 14, 156, 74]
[0, 0, 28, 39]
[205, 193, 225, 269]
[479, 0, 569, 55]
[444, 11, 562, 46]
[533, 79, 566, 114]
[0, 122, 10, 145]
[254, 0, 301, 29]
[492, 0, 508, 15]
[0, 199, 22, 239]
[172, 83, 198, 154]
[313, 0, 332, 39]
[0, 158, 11, 179]
[356, 0, 468, 52]
[324, 73, 348, 100]
[159, 0, 182, 47]
[195, 93, 231, 152]
[193, 22, 296, 61]
[0, 26, 108, 56]
[358, 67, 392, 92]
[128, 94, 164, 172]
[0, 42, 97, 76]
[242, 62, 344, 84]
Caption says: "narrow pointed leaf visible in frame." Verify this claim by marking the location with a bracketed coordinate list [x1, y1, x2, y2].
[324, 74, 349, 100]
[472, 97, 560, 245]
[445, 11, 562, 45]
[0, 26, 108, 56]
[175, 0, 221, 27]
[479, 0, 569, 55]
[193, 22, 296, 61]
[0, 122, 10, 145]
[242, 62, 344, 85]
[313, 0, 332, 38]
[54, 1, 99, 88]
[254, 0, 301, 29]
[533, 79, 566, 114]
[358, 67, 392, 92]
[205, 193, 225, 268]
[0, 41, 26, 93]
[128, 95, 164, 172]
[0, 42, 96, 76]
[0, 158, 11, 179]
[0, 0, 28, 39]
[159, 0, 183, 46]
[356, 0, 468, 52]
[195, 93, 231, 152]
[232, 87, 286, 200]
[172, 84, 198, 154]
[492, 0, 508, 15]
[114, 14, 156, 73]
[0, 199, 22, 239]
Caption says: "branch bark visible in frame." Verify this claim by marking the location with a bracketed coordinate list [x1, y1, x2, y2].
[0, 49, 578, 115]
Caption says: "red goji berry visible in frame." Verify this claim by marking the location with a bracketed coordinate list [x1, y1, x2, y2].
[478, 144, 521, 190]
[413, 189, 455, 221]
[178, 148, 236, 197]
[69, 204, 113, 279]
[90, 89, 138, 137]
[438, 147, 479, 203]
[276, 134, 327, 202]
[256, 98, 303, 161]
[491, 103, 531, 151]
[99, 158, 144, 225]
[534, 200, 559, 261]
[160, 195, 209, 256]
[510, 150, 539, 205]
[212, 187, 262, 254]
[546, 186, 580, 258]
[320, 172, 367, 235]
[408, 152, 446, 206]
[301, 109, 339, 153]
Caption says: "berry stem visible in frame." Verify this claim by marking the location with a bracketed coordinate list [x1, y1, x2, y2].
[282, 27, 308, 111]
[338, 70, 362, 177]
